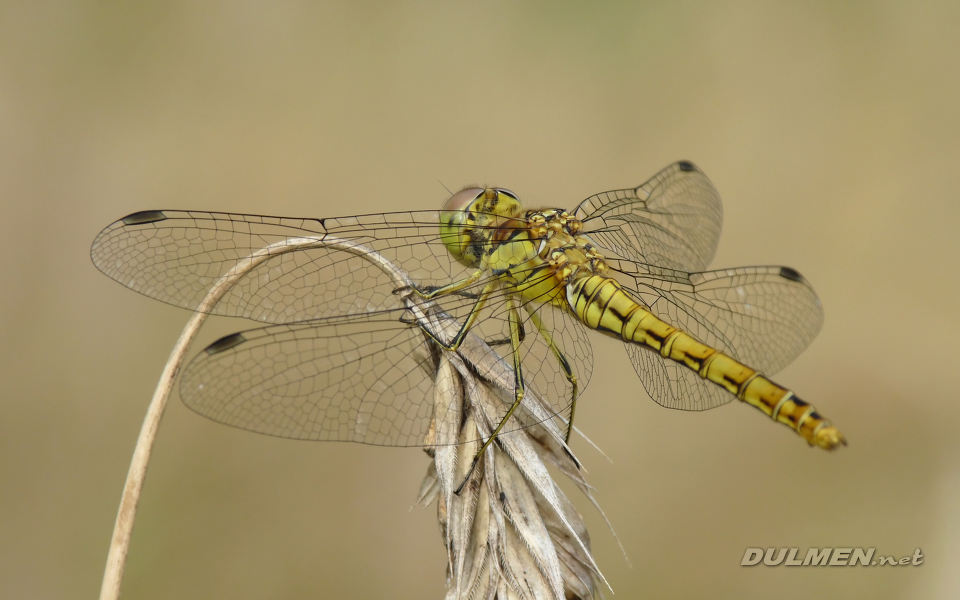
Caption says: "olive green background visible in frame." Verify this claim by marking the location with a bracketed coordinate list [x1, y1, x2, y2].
[2, 1, 958, 598]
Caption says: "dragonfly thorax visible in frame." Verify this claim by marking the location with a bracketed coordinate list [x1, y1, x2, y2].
[523, 209, 608, 283]
[480, 208, 610, 310]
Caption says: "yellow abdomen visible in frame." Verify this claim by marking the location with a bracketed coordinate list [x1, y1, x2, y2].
[567, 275, 845, 450]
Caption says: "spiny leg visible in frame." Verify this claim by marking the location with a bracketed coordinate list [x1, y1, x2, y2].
[455, 296, 527, 495]
[415, 280, 498, 353]
[396, 269, 499, 352]
[396, 286, 482, 300]
[524, 307, 579, 443]
[409, 269, 485, 300]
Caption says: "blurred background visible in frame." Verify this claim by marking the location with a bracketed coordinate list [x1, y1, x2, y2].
[2, 1, 958, 598]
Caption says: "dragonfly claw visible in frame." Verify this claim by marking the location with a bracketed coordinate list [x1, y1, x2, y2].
[393, 283, 437, 299]
[393, 284, 430, 299]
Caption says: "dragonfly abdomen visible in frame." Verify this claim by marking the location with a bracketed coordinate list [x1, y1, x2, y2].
[567, 275, 845, 450]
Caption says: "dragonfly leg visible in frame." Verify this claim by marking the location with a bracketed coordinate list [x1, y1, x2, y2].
[455, 298, 527, 495]
[526, 307, 579, 444]
[450, 290, 482, 300]
[417, 280, 498, 352]
[393, 269, 484, 300]
[397, 286, 483, 300]
[410, 269, 486, 300]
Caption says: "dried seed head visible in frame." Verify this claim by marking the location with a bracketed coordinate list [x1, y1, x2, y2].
[418, 352, 607, 600]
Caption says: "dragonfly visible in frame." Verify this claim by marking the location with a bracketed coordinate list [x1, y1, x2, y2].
[91, 160, 845, 480]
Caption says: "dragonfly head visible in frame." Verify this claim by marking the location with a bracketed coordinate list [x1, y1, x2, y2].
[440, 187, 522, 267]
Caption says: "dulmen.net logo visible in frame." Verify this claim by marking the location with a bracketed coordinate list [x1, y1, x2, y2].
[741, 548, 924, 567]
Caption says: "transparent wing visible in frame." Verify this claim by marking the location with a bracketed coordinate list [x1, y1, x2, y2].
[179, 301, 590, 446]
[90, 209, 486, 324]
[624, 344, 732, 411]
[607, 261, 823, 411]
[573, 161, 722, 272]
[180, 313, 443, 445]
[519, 297, 594, 414]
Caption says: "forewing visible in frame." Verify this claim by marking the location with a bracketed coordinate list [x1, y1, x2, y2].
[91, 209, 474, 324]
[573, 161, 722, 272]
[608, 261, 823, 411]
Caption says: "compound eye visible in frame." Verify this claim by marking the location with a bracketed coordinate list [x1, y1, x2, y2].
[443, 187, 484, 212]
[495, 188, 518, 201]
